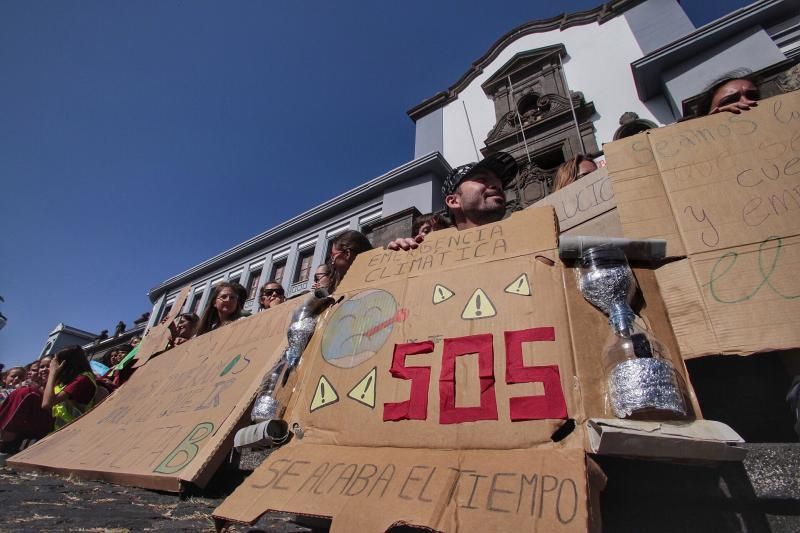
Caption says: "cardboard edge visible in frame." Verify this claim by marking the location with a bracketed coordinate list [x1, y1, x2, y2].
[183, 332, 295, 489]
[586, 418, 747, 462]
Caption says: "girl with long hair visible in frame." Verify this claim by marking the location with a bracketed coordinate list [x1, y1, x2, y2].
[41, 345, 97, 430]
[195, 281, 248, 336]
[328, 230, 373, 292]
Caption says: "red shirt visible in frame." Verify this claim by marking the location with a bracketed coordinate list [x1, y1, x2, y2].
[62, 374, 95, 405]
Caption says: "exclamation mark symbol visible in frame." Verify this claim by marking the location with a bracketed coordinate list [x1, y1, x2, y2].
[438, 287, 444, 299]
[517, 278, 524, 290]
[361, 376, 372, 399]
[320, 382, 326, 403]
[475, 293, 482, 316]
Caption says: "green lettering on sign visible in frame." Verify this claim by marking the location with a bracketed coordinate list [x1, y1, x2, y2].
[153, 422, 215, 474]
[220, 354, 241, 377]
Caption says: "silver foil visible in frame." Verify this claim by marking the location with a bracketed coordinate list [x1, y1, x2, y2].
[250, 395, 283, 423]
[250, 289, 334, 423]
[607, 358, 686, 418]
[285, 316, 317, 367]
[578, 265, 635, 316]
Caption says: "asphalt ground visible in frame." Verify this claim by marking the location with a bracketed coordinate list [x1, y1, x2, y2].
[0, 466, 313, 532]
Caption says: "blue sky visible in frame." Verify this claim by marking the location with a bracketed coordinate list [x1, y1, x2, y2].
[0, 0, 753, 367]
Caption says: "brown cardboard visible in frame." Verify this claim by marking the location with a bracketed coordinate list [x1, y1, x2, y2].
[587, 419, 745, 461]
[214, 443, 603, 533]
[604, 91, 800, 358]
[8, 299, 303, 492]
[134, 285, 191, 367]
[213, 207, 698, 530]
[533, 167, 623, 237]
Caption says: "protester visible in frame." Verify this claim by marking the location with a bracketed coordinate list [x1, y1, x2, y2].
[412, 213, 450, 240]
[4, 368, 25, 390]
[388, 152, 517, 250]
[195, 281, 248, 335]
[42, 346, 99, 430]
[105, 345, 132, 369]
[329, 230, 373, 291]
[702, 70, 759, 115]
[311, 264, 333, 290]
[25, 361, 40, 385]
[129, 335, 142, 348]
[0, 367, 26, 403]
[553, 154, 598, 192]
[37, 356, 51, 387]
[258, 281, 286, 311]
[167, 312, 199, 348]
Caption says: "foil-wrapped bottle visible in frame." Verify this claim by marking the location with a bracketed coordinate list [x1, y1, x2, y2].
[250, 289, 334, 423]
[578, 246, 686, 419]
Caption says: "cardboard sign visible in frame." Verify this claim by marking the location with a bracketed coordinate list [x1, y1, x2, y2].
[213, 207, 694, 530]
[215, 444, 604, 533]
[604, 91, 800, 358]
[533, 167, 623, 237]
[8, 299, 302, 492]
[134, 286, 190, 367]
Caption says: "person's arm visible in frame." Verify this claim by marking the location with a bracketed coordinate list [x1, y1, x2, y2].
[386, 234, 425, 251]
[41, 358, 67, 410]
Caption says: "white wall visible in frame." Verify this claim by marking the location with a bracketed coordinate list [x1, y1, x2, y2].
[439, 15, 665, 167]
[382, 171, 441, 216]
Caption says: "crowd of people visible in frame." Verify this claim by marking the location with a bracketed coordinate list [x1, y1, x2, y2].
[0, 70, 768, 458]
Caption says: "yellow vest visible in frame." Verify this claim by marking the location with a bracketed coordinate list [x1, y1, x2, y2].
[52, 371, 96, 430]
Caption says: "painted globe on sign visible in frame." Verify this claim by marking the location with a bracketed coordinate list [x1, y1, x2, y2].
[321, 289, 398, 368]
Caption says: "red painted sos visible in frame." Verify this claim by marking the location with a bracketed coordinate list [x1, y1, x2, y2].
[383, 327, 568, 424]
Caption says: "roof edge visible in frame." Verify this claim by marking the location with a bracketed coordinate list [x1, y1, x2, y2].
[631, 0, 797, 101]
[407, 0, 645, 121]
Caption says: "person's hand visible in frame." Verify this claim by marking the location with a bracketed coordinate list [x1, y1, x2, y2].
[49, 357, 65, 377]
[174, 336, 187, 346]
[710, 100, 757, 115]
[387, 234, 425, 251]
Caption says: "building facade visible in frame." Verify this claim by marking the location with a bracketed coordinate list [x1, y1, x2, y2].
[145, 153, 450, 324]
[410, 0, 800, 208]
[145, 0, 800, 331]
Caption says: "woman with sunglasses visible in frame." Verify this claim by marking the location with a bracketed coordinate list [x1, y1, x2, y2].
[258, 281, 286, 311]
[311, 264, 332, 290]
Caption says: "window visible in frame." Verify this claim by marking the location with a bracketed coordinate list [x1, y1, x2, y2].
[190, 292, 204, 314]
[247, 268, 262, 300]
[294, 249, 314, 283]
[271, 259, 287, 285]
[325, 239, 335, 263]
[161, 303, 173, 321]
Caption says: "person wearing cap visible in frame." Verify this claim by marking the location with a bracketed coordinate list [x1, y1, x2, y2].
[387, 152, 517, 251]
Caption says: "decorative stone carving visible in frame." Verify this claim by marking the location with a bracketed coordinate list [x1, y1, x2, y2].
[485, 92, 587, 145]
[613, 111, 658, 140]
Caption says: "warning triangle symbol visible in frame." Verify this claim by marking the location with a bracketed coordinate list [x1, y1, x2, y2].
[461, 288, 497, 320]
[432, 284, 455, 304]
[347, 367, 377, 408]
[504, 273, 531, 296]
[310, 375, 339, 412]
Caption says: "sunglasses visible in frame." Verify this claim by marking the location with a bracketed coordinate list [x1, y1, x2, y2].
[261, 289, 284, 297]
[314, 272, 331, 281]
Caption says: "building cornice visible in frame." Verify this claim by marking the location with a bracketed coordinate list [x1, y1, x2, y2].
[147, 152, 452, 302]
[406, 0, 645, 121]
[49, 322, 98, 339]
[631, 0, 800, 101]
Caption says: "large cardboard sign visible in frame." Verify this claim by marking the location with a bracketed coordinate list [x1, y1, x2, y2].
[213, 207, 694, 531]
[533, 167, 623, 237]
[605, 91, 800, 358]
[9, 300, 302, 492]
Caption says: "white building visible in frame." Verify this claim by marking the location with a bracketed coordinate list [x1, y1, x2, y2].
[410, 0, 800, 205]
